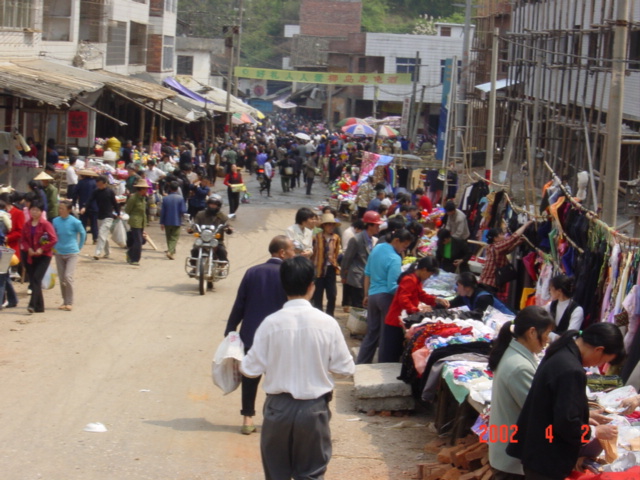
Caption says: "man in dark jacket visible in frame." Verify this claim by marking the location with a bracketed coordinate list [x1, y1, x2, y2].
[224, 235, 295, 434]
[73, 171, 98, 243]
[81, 175, 120, 260]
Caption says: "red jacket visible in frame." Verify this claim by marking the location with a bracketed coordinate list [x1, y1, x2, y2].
[385, 273, 437, 327]
[6, 205, 25, 253]
[21, 218, 58, 263]
[223, 172, 243, 186]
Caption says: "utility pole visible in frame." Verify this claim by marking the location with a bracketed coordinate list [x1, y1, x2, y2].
[602, 0, 629, 226]
[485, 29, 499, 182]
[372, 85, 379, 118]
[225, 26, 236, 142]
[233, 0, 244, 97]
[408, 51, 420, 143]
[410, 85, 426, 147]
[454, 0, 473, 162]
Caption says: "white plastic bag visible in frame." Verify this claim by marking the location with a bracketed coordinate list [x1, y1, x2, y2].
[111, 218, 127, 247]
[42, 263, 57, 290]
[211, 332, 244, 395]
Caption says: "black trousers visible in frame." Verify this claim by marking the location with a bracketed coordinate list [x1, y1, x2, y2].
[25, 255, 51, 312]
[261, 393, 332, 480]
[128, 228, 144, 263]
[357, 206, 368, 219]
[241, 345, 261, 417]
[227, 188, 240, 214]
[313, 267, 337, 317]
[342, 283, 364, 308]
[305, 176, 314, 195]
[260, 177, 272, 196]
[378, 323, 406, 363]
[80, 211, 99, 242]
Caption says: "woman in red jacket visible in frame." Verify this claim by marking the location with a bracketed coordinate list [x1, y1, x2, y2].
[223, 164, 244, 215]
[21, 201, 57, 313]
[379, 256, 449, 362]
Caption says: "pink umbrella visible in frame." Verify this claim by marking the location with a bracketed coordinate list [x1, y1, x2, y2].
[377, 125, 399, 137]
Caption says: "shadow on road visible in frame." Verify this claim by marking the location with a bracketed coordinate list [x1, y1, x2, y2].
[146, 283, 204, 296]
[144, 417, 242, 433]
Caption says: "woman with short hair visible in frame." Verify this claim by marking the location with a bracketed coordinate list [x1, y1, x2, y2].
[52, 200, 86, 311]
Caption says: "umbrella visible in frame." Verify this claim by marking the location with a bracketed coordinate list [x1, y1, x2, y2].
[380, 116, 402, 128]
[342, 124, 376, 136]
[336, 117, 369, 128]
[232, 112, 258, 124]
[377, 125, 399, 137]
[294, 132, 311, 141]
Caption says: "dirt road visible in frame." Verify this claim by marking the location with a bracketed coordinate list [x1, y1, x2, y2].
[0, 177, 434, 480]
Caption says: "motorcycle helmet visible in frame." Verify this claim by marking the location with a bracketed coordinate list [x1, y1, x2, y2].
[207, 194, 223, 206]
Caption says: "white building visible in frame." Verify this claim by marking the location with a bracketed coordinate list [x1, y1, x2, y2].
[363, 24, 473, 107]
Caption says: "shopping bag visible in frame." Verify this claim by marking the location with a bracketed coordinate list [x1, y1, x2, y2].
[42, 263, 57, 290]
[110, 218, 127, 247]
[211, 332, 245, 395]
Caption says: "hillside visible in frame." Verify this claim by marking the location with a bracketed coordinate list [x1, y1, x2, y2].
[178, 0, 464, 68]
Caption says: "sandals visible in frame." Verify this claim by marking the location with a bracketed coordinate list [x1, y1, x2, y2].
[58, 305, 73, 311]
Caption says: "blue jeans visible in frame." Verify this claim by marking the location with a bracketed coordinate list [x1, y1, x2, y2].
[0, 273, 18, 307]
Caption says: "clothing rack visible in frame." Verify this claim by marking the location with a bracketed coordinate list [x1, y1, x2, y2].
[543, 160, 640, 245]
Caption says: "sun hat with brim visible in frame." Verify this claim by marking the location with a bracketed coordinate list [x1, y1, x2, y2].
[319, 213, 338, 225]
[33, 172, 54, 181]
[134, 179, 149, 189]
[79, 169, 98, 177]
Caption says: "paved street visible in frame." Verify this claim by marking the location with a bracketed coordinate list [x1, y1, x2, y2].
[0, 175, 431, 480]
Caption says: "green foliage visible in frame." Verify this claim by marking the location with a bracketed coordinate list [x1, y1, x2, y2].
[177, 0, 465, 69]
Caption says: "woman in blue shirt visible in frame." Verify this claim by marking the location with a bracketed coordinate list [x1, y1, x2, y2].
[52, 200, 86, 311]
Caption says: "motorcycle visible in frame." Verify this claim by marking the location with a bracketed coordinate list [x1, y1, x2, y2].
[184, 216, 234, 295]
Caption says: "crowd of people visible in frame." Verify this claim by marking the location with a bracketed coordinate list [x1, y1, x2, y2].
[8, 111, 640, 480]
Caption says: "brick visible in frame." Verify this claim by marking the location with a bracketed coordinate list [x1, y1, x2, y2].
[441, 467, 465, 480]
[417, 462, 442, 479]
[452, 443, 484, 470]
[424, 437, 449, 454]
[437, 445, 465, 465]
[455, 434, 478, 446]
[424, 466, 450, 480]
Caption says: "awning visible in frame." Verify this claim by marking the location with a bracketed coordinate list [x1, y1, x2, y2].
[95, 69, 175, 102]
[163, 76, 213, 105]
[175, 75, 265, 119]
[0, 57, 180, 122]
[0, 59, 103, 107]
[273, 100, 297, 109]
[475, 79, 516, 93]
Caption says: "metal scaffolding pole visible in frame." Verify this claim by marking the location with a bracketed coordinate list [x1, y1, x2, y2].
[602, 0, 629, 226]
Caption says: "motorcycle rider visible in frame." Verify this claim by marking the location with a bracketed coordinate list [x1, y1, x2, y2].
[189, 196, 232, 264]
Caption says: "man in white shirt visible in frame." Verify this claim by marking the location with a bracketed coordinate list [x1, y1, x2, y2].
[66, 158, 79, 199]
[241, 256, 355, 480]
[145, 159, 166, 185]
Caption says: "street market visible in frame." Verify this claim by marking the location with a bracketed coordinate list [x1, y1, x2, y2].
[1, 0, 640, 479]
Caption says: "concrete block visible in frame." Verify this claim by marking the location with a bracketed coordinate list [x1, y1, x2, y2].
[355, 395, 416, 412]
[354, 363, 411, 399]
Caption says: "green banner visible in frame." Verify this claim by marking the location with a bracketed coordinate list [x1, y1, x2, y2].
[234, 67, 412, 86]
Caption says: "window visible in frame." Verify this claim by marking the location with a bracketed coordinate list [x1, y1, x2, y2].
[177, 55, 194, 75]
[106, 21, 127, 66]
[165, 0, 177, 13]
[440, 59, 462, 84]
[0, 0, 33, 28]
[79, 0, 106, 42]
[396, 57, 421, 82]
[129, 22, 147, 65]
[42, 0, 71, 41]
[629, 31, 640, 70]
[163, 35, 174, 71]
[440, 26, 451, 37]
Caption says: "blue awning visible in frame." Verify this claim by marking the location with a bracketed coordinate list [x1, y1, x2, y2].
[163, 76, 212, 105]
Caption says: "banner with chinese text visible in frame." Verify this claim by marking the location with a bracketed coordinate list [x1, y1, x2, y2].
[67, 111, 88, 138]
[234, 67, 411, 86]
